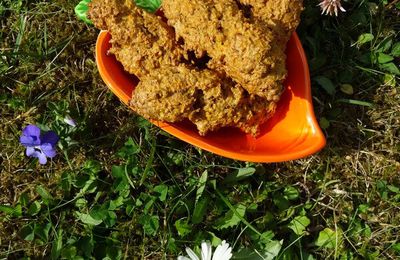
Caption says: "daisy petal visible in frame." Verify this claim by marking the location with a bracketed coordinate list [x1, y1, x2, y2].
[220, 246, 233, 260]
[212, 241, 232, 260]
[177, 257, 191, 260]
[185, 247, 200, 260]
[201, 241, 212, 260]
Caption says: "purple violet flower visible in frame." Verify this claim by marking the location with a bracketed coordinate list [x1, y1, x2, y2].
[20, 125, 60, 165]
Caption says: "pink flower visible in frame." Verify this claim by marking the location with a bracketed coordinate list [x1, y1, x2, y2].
[319, 0, 346, 16]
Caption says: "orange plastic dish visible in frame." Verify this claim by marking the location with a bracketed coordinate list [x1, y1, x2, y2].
[96, 31, 326, 163]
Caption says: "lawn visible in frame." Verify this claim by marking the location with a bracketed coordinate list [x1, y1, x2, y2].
[0, 0, 399, 259]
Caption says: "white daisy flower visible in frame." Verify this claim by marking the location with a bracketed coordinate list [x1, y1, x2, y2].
[318, 0, 346, 16]
[178, 240, 232, 260]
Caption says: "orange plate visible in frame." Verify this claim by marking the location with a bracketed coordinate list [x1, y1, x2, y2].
[96, 31, 326, 163]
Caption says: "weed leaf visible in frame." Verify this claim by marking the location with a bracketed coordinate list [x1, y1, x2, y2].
[195, 170, 208, 205]
[76, 212, 103, 226]
[377, 53, 394, 64]
[192, 196, 209, 224]
[391, 43, 400, 57]
[74, 0, 93, 25]
[340, 84, 354, 95]
[0, 205, 14, 215]
[135, 0, 161, 13]
[224, 167, 256, 184]
[154, 184, 168, 202]
[36, 185, 53, 205]
[314, 76, 336, 96]
[214, 204, 246, 230]
[315, 228, 342, 248]
[28, 201, 41, 216]
[379, 62, 400, 75]
[175, 219, 192, 237]
[355, 33, 374, 47]
[50, 229, 63, 260]
[139, 215, 159, 236]
[288, 216, 311, 235]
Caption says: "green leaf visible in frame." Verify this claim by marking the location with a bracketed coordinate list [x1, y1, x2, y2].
[314, 76, 336, 96]
[387, 185, 400, 193]
[83, 160, 102, 175]
[337, 99, 373, 107]
[117, 137, 140, 158]
[0, 205, 14, 215]
[355, 33, 374, 47]
[154, 184, 168, 202]
[19, 192, 29, 207]
[36, 185, 53, 205]
[383, 74, 396, 87]
[20, 225, 35, 241]
[75, 198, 88, 209]
[340, 84, 354, 95]
[75, 0, 93, 25]
[391, 42, 400, 57]
[233, 248, 267, 260]
[51, 229, 63, 260]
[61, 171, 72, 193]
[111, 165, 126, 179]
[379, 62, 400, 75]
[237, 238, 283, 260]
[288, 216, 311, 235]
[263, 240, 283, 260]
[135, 0, 162, 13]
[195, 170, 208, 205]
[139, 215, 159, 236]
[208, 232, 222, 247]
[76, 212, 103, 226]
[357, 204, 369, 214]
[34, 222, 51, 242]
[90, 205, 109, 221]
[61, 246, 77, 259]
[283, 186, 299, 201]
[13, 204, 22, 217]
[105, 211, 117, 227]
[192, 196, 209, 224]
[28, 201, 42, 216]
[273, 195, 290, 211]
[224, 167, 256, 184]
[78, 236, 94, 258]
[392, 243, 400, 253]
[214, 204, 246, 230]
[377, 53, 394, 64]
[258, 231, 275, 244]
[376, 38, 392, 53]
[174, 219, 192, 237]
[109, 196, 124, 211]
[315, 228, 342, 248]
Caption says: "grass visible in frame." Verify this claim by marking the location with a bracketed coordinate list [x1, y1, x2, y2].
[0, 0, 399, 259]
